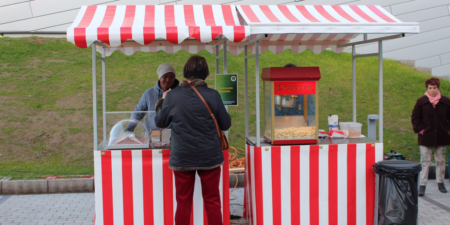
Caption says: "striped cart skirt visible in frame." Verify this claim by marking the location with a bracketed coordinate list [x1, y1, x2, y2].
[93, 149, 229, 225]
[244, 143, 383, 225]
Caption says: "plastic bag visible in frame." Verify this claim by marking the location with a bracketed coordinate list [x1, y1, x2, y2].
[372, 161, 421, 225]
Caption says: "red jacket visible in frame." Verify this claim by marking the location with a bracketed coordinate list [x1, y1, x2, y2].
[411, 95, 450, 147]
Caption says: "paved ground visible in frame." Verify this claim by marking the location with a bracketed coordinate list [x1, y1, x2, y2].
[0, 181, 450, 225]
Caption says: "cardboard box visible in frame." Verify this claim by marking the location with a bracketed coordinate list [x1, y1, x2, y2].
[161, 129, 171, 142]
[150, 130, 161, 143]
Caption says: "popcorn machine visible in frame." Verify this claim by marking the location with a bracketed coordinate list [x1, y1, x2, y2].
[263, 67, 320, 145]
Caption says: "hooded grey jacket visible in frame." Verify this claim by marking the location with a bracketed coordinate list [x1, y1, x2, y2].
[127, 79, 179, 134]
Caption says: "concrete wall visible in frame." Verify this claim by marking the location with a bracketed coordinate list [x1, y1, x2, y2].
[1, 0, 449, 76]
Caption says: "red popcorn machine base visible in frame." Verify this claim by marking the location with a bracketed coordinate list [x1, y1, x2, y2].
[93, 149, 230, 225]
[244, 139, 383, 225]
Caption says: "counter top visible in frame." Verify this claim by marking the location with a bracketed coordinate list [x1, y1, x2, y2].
[246, 136, 379, 146]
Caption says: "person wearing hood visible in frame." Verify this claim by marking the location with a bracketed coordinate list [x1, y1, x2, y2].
[126, 63, 179, 134]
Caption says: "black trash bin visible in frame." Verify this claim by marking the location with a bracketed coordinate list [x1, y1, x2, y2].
[372, 160, 422, 225]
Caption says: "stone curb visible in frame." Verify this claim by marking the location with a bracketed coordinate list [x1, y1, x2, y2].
[1, 178, 94, 195]
[0, 175, 244, 195]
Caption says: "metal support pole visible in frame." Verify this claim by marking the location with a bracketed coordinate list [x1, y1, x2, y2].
[378, 41, 384, 143]
[255, 41, 260, 147]
[352, 45, 356, 122]
[92, 43, 98, 151]
[102, 47, 107, 144]
[245, 45, 249, 138]
[223, 41, 227, 74]
[215, 45, 219, 74]
[223, 41, 229, 139]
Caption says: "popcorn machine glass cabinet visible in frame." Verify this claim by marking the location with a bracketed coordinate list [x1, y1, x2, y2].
[263, 81, 319, 145]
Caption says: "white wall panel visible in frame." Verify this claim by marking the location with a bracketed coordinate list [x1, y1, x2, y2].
[30, 0, 116, 17]
[288, 0, 357, 5]
[432, 63, 450, 76]
[391, 0, 450, 16]
[358, 27, 450, 54]
[441, 52, 450, 65]
[383, 38, 450, 61]
[0, 0, 30, 7]
[100, 0, 160, 5]
[236, 0, 295, 5]
[0, 2, 32, 24]
[176, 0, 240, 4]
[419, 16, 450, 33]
[415, 56, 442, 68]
[160, 0, 180, 4]
[36, 23, 72, 32]
[395, 6, 450, 22]
[0, 10, 79, 31]
[347, 0, 413, 7]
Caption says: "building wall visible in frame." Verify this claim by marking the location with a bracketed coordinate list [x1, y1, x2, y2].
[1, 0, 449, 77]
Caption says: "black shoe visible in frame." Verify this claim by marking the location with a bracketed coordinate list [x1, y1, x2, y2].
[438, 183, 447, 193]
[419, 186, 426, 196]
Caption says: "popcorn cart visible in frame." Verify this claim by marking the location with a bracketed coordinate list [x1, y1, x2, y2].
[65, 3, 419, 225]
[263, 67, 320, 145]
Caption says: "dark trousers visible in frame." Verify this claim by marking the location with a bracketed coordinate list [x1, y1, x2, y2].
[174, 167, 223, 225]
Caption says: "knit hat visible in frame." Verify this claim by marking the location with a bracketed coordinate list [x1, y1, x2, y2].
[157, 63, 176, 79]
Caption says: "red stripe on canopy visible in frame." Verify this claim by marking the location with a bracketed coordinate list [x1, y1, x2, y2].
[332, 5, 358, 22]
[184, 5, 196, 26]
[314, 5, 339, 22]
[222, 5, 237, 26]
[367, 5, 396, 23]
[295, 5, 319, 22]
[260, 5, 280, 22]
[349, 5, 376, 22]
[203, 5, 216, 26]
[277, 5, 300, 22]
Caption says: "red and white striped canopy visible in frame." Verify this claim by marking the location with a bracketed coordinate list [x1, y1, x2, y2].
[67, 5, 249, 48]
[237, 5, 418, 34]
[67, 5, 419, 56]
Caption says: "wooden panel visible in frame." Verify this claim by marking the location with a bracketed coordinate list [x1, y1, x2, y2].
[0, 0, 30, 7]
[395, 5, 450, 22]
[391, 0, 450, 16]
[415, 56, 442, 68]
[440, 52, 450, 65]
[0, 10, 78, 31]
[0, 2, 32, 24]
[30, 0, 116, 17]
[432, 63, 450, 76]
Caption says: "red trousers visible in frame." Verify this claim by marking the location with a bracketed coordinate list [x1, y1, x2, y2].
[173, 167, 223, 225]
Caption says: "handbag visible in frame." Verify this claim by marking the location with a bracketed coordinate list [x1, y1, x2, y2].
[190, 84, 229, 150]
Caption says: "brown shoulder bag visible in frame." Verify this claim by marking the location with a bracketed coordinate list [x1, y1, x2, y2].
[190, 84, 229, 150]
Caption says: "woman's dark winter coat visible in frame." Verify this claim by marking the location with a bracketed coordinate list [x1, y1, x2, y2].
[154, 80, 231, 170]
[411, 95, 450, 147]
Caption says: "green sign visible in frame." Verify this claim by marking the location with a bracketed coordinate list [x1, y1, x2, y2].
[215, 74, 238, 106]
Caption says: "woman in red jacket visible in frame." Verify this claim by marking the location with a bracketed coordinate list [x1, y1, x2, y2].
[411, 77, 450, 196]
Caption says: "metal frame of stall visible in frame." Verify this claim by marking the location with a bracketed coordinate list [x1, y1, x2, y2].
[240, 33, 405, 147]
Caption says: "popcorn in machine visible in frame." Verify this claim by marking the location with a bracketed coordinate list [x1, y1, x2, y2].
[263, 67, 321, 145]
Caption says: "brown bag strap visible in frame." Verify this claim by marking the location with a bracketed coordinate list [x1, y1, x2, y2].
[189, 84, 224, 138]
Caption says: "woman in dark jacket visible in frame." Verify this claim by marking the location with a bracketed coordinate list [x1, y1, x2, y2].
[411, 77, 450, 196]
[154, 55, 231, 225]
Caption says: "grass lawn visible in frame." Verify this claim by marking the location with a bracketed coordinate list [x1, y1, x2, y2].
[0, 37, 445, 179]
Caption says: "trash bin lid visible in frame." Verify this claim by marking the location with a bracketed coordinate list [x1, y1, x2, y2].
[373, 160, 422, 178]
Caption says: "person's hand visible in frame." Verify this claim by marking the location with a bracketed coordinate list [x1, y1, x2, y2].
[125, 131, 135, 138]
[162, 88, 171, 99]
